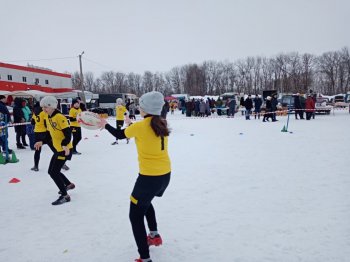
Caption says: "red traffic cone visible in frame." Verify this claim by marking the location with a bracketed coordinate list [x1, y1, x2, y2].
[9, 178, 20, 183]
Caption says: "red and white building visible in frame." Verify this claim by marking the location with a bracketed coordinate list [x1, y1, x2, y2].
[0, 62, 73, 94]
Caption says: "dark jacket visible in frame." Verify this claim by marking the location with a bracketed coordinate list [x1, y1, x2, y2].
[271, 97, 278, 111]
[253, 97, 262, 111]
[265, 100, 272, 111]
[0, 101, 11, 122]
[294, 96, 302, 109]
[244, 98, 253, 110]
[13, 98, 25, 124]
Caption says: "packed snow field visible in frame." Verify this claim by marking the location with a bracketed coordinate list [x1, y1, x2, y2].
[1, 109, 350, 262]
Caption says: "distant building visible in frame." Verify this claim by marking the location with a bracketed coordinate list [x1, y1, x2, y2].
[0, 62, 72, 93]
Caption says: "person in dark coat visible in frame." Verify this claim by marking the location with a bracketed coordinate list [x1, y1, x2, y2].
[13, 97, 27, 149]
[294, 93, 304, 119]
[244, 95, 253, 120]
[263, 96, 272, 122]
[77, 97, 87, 111]
[271, 94, 278, 122]
[240, 96, 245, 115]
[0, 95, 12, 153]
[180, 99, 186, 114]
[228, 98, 236, 117]
[185, 100, 194, 117]
[160, 100, 169, 119]
[253, 95, 262, 119]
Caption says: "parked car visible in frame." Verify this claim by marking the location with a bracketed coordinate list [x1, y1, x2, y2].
[333, 94, 347, 108]
[315, 97, 332, 114]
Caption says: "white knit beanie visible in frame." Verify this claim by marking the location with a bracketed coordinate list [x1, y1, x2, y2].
[40, 96, 58, 109]
[116, 98, 123, 105]
[139, 91, 165, 115]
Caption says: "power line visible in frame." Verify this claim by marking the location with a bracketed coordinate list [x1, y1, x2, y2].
[3, 56, 76, 63]
[82, 57, 112, 69]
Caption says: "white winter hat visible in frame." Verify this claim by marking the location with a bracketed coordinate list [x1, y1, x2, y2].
[40, 96, 58, 108]
[139, 91, 165, 115]
[116, 98, 123, 105]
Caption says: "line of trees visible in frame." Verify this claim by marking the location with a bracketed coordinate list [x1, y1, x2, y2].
[71, 47, 350, 97]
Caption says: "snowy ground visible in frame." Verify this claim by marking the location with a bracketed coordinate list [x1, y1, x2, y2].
[1, 109, 350, 262]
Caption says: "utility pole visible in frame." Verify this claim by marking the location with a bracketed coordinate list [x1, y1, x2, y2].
[78, 51, 86, 104]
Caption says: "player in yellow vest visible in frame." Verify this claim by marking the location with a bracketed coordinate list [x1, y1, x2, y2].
[34, 96, 75, 206]
[111, 98, 129, 145]
[31, 102, 70, 172]
[69, 99, 82, 154]
[98, 91, 171, 262]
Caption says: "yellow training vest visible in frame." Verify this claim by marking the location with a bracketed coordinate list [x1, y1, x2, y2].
[32, 111, 47, 133]
[69, 107, 82, 127]
[46, 111, 73, 152]
[125, 117, 171, 176]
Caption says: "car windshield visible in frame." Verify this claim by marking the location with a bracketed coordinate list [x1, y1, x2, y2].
[282, 96, 293, 105]
[345, 95, 350, 103]
[334, 96, 344, 102]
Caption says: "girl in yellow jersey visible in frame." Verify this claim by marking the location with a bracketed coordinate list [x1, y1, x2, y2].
[34, 96, 75, 206]
[111, 98, 129, 145]
[69, 99, 82, 154]
[31, 102, 70, 172]
[31, 102, 52, 171]
[98, 91, 171, 262]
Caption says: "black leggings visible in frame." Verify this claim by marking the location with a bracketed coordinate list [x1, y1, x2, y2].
[71, 127, 82, 151]
[115, 120, 124, 141]
[129, 173, 171, 259]
[34, 132, 55, 167]
[48, 151, 72, 195]
[15, 126, 26, 145]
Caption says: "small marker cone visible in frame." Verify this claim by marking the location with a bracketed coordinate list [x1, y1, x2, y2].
[9, 151, 19, 163]
[9, 178, 20, 183]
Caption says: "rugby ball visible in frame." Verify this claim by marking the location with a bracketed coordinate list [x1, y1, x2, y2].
[76, 111, 101, 130]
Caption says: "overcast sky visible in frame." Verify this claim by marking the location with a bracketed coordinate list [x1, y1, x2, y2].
[1, 0, 349, 77]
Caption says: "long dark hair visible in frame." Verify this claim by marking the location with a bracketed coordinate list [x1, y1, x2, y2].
[150, 116, 170, 137]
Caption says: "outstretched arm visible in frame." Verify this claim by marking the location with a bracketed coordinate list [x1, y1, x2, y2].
[98, 118, 127, 139]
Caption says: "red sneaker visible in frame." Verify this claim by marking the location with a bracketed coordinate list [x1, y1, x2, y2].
[135, 259, 152, 262]
[147, 234, 162, 246]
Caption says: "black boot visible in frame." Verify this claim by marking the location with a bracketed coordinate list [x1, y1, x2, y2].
[17, 143, 26, 149]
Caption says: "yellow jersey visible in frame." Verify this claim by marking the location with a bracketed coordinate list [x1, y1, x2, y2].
[69, 107, 82, 127]
[125, 117, 171, 176]
[32, 110, 47, 133]
[46, 110, 73, 152]
[115, 105, 127, 121]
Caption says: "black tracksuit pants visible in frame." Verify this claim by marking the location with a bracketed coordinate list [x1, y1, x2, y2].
[34, 132, 55, 168]
[114, 120, 124, 142]
[71, 127, 82, 152]
[48, 151, 72, 196]
[129, 173, 171, 259]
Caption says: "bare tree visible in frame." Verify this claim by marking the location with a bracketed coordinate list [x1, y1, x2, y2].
[317, 51, 340, 94]
[142, 71, 154, 93]
[301, 53, 315, 93]
[84, 72, 95, 92]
